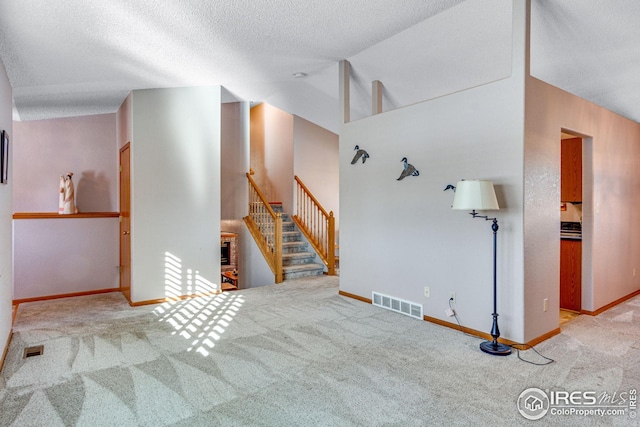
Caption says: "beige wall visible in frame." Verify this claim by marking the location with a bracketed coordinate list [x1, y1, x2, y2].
[524, 76, 640, 340]
[293, 116, 339, 235]
[250, 103, 339, 221]
[250, 103, 294, 213]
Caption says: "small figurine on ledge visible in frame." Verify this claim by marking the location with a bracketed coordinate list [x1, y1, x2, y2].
[61, 172, 78, 214]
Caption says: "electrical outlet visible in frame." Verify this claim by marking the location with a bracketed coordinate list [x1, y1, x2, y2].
[543, 298, 549, 312]
[424, 287, 430, 298]
[450, 292, 456, 303]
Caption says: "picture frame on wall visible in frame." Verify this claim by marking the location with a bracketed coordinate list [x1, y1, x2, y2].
[1, 129, 8, 184]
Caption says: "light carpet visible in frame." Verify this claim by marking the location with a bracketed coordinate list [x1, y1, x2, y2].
[1, 276, 638, 426]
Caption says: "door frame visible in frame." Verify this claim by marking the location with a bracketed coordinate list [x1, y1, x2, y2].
[119, 142, 131, 303]
[559, 129, 593, 316]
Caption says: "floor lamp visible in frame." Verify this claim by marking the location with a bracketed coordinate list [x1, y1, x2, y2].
[452, 180, 512, 356]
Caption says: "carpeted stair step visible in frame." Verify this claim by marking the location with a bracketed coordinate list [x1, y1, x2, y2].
[283, 251, 317, 266]
[282, 241, 308, 253]
[261, 230, 301, 242]
[282, 230, 301, 242]
[263, 202, 326, 281]
[283, 263, 324, 280]
[251, 219, 294, 232]
[282, 220, 295, 232]
[269, 202, 284, 213]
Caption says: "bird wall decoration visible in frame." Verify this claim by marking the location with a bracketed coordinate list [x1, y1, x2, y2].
[397, 157, 419, 180]
[444, 184, 456, 192]
[351, 145, 370, 164]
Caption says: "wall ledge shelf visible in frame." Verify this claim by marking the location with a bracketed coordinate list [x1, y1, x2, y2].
[13, 212, 119, 220]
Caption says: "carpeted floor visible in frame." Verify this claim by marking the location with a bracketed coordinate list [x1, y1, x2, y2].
[1, 276, 638, 426]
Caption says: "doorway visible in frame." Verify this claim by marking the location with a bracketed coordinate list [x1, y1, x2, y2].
[560, 132, 582, 321]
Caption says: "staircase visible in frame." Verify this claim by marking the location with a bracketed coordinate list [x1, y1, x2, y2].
[271, 203, 325, 280]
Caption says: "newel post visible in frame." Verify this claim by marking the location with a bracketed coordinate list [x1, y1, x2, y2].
[328, 211, 336, 276]
[275, 213, 283, 283]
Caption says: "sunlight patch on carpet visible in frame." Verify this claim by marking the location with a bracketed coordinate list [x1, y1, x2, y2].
[153, 291, 244, 357]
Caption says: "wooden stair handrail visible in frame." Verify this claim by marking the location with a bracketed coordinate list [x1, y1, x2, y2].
[243, 172, 283, 283]
[247, 172, 278, 218]
[292, 175, 336, 276]
[294, 176, 330, 218]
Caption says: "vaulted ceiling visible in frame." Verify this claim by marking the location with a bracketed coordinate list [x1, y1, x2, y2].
[0, 0, 637, 133]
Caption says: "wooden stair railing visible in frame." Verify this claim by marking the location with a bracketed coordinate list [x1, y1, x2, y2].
[243, 171, 283, 283]
[292, 175, 336, 276]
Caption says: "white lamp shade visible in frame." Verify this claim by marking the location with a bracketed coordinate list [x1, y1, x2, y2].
[452, 180, 499, 211]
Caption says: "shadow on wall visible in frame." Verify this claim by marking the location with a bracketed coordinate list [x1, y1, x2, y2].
[76, 171, 111, 212]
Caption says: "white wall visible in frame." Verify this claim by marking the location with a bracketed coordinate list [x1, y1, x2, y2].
[339, 77, 525, 342]
[0, 59, 13, 362]
[524, 77, 640, 340]
[244, 236, 277, 288]
[339, 0, 528, 343]
[130, 87, 221, 303]
[293, 116, 339, 235]
[221, 102, 249, 222]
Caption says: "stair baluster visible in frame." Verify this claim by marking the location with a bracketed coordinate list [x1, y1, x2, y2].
[292, 175, 337, 275]
[244, 172, 283, 283]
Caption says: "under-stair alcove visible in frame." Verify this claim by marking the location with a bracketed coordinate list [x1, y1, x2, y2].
[221, 232, 239, 291]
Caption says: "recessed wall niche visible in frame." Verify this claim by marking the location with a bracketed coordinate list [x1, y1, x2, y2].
[221, 232, 238, 290]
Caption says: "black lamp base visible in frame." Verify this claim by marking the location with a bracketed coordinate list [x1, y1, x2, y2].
[480, 340, 512, 356]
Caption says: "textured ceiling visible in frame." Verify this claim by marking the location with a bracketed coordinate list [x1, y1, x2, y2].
[0, 0, 638, 133]
[531, 0, 640, 124]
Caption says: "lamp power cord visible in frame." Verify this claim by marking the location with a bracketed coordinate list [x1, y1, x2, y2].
[448, 298, 555, 366]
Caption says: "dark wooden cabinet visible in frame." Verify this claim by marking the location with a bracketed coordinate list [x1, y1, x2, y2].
[561, 137, 582, 202]
[560, 239, 581, 311]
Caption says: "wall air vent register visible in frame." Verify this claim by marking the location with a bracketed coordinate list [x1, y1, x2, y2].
[372, 292, 423, 320]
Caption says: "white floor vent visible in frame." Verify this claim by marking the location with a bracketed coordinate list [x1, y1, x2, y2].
[372, 292, 423, 320]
